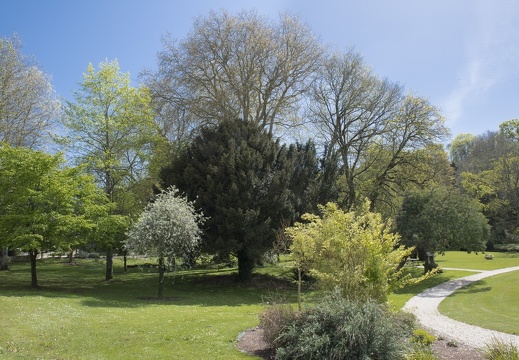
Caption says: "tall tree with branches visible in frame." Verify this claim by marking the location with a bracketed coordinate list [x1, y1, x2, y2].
[0, 35, 59, 270]
[143, 10, 322, 138]
[308, 49, 449, 212]
[60, 59, 163, 280]
[0, 35, 58, 148]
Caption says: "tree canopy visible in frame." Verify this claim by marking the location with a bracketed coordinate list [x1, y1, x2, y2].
[59, 59, 165, 279]
[0, 143, 106, 286]
[450, 122, 519, 245]
[143, 10, 322, 137]
[286, 201, 419, 304]
[396, 186, 489, 260]
[308, 50, 449, 212]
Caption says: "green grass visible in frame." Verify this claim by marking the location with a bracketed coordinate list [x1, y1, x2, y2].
[1, 251, 517, 358]
[0, 258, 297, 359]
[435, 251, 519, 270]
[439, 268, 519, 335]
[388, 251, 519, 309]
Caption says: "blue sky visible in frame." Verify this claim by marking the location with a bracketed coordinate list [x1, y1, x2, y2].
[2, 0, 518, 139]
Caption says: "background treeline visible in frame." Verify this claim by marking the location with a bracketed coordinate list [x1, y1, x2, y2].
[1, 10, 516, 283]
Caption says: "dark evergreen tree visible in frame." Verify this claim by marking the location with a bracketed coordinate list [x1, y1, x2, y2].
[161, 119, 318, 281]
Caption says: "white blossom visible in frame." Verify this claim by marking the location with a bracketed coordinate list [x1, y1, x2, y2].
[125, 186, 205, 267]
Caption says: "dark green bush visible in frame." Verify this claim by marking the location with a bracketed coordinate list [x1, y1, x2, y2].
[275, 290, 413, 359]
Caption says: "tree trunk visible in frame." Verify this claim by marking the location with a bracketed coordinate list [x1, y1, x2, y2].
[0, 247, 9, 271]
[68, 250, 74, 263]
[29, 250, 38, 288]
[105, 248, 113, 281]
[423, 252, 438, 274]
[297, 265, 302, 312]
[123, 249, 127, 273]
[237, 248, 254, 282]
[158, 256, 165, 298]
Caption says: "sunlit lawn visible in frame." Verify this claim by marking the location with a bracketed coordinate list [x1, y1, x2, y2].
[0, 258, 296, 359]
[439, 270, 519, 335]
[438, 252, 519, 335]
[392, 251, 519, 335]
[435, 250, 519, 270]
[389, 251, 519, 310]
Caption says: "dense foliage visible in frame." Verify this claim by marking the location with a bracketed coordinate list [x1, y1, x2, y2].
[59, 59, 165, 279]
[396, 186, 489, 259]
[451, 122, 519, 246]
[0, 143, 106, 285]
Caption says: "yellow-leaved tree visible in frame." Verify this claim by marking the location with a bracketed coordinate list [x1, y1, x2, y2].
[287, 201, 430, 306]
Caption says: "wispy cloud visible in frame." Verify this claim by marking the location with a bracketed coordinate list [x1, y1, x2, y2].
[443, 0, 519, 129]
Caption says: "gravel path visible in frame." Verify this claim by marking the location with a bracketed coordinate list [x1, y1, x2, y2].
[403, 266, 519, 349]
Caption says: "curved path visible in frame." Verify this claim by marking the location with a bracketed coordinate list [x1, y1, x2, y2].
[403, 266, 519, 349]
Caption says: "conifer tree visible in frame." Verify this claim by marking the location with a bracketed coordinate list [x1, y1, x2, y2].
[161, 119, 317, 281]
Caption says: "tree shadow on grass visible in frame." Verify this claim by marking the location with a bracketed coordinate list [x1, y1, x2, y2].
[80, 271, 296, 308]
[445, 279, 492, 298]
[0, 260, 296, 309]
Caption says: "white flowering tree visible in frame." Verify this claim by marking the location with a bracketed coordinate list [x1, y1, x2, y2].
[126, 186, 204, 298]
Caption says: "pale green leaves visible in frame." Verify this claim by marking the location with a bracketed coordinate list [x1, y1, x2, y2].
[287, 201, 415, 303]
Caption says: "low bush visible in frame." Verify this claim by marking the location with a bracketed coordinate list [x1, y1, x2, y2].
[274, 289, 413, 359]
[484, 338, 519, 360]
[259, 304, 296, 347]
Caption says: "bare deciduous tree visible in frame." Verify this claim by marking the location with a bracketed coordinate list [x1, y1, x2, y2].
[308, 49, 449, 211]
[0, 35, 58, 149]
[142, 10, 322, 138]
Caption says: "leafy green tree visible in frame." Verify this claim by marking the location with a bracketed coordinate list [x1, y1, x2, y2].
[126, 187, 204, 298]
[450, 122, 519, 244]
[451, 131, 511, 174]
[396, 186, 489, 264]
[449, 133, 477, 171]
[462, 156, 519, 244]
[358, 143, 454, 218]
[93, 213, 131, 279]
[60, 59, 164, 280]
[0, 143, 105, 286]
[0, 35, 60, 269]
[161, 119, 316, 281]
[286, 201, 418, 303]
